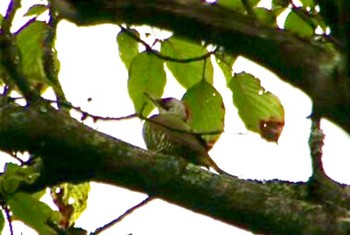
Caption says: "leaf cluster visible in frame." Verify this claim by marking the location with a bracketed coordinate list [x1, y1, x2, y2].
[119, 27, 284, 143]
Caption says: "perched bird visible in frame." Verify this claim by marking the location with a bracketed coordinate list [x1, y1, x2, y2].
[142, 94, 230, 175]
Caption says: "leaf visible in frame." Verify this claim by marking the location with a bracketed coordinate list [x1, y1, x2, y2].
[299, 0, 316, 8]
[24, 4, 48, 16]
[0, 163, 40, 195]
[0, 211, 4, 233]
[51, 182, 90, 228]
[272, 0, 289, 8]
[254, 7, 276, 26]
[182, 80, 225, 147]
[161, 36, 213, 88]
[284, 11, 314, 37]
[7, 192, 61, 235]
[128, 51, 166, 116]
[215, 50, 236, 84]
[248, 0, 260, 7]
[229, 72, 284, 142]
[217, 0, 243, 11]
[218, 0, 260, 11]
[16, 20, 49, 90]
[17, 19, 63, 96]
[117, 28, 139, 69]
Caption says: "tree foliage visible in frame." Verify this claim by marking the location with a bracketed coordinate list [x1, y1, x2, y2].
[0, 0, 349, 234]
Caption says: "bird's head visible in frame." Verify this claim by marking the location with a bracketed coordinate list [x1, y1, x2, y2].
[145, 93, 190, 121]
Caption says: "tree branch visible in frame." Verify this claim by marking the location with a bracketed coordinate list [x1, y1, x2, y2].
[0, 101, 350, 234]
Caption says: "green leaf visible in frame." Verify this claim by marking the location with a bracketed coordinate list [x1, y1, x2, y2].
[218, 0, 259, 11]
[0, 163, 40, 195]
[182, 80, 225, 147]
[254, 7, 276, 26]
[229, 72, 284, 142]
[16, 21, 49, 88]
[16, 19, 62, 96]
[215, 50, 236, 84]
[272, 0, 289, 8]
[284, 11, 314, 37]
[248, 0, 260, 7]
[299, 0, 315, 8]
[0, 211, 4, 233]
[51, 182, 90, 228]
[24, 4, 48, 16]
[217, 0, 243, 11]
[7, 192, 60, 235]
[161, 36, 213, 88]
[128, 51, 166, 116]
[117, 28, 139, 69]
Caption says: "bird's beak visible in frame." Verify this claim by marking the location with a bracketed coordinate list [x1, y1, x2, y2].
[143, 92, 166, 109]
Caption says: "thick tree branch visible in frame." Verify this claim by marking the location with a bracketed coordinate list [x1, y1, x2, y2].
[51, 0, 350, 134]
[0, 101, 350, 234]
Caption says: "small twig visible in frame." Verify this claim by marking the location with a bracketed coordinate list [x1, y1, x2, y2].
[91, 196, 153, 235]
[46, 99, 139, 122]
[2, 0, 19, 29]
[86, 112, 138, 123]
[46, 98, 223, 136]
[43, 3, 68, 109]
[152, 46, 216, 63]
[308, 117, 325, 178]
[307, 117, 345, 205]
[3, 205, 14, 235]
[118, 25, 215, 63]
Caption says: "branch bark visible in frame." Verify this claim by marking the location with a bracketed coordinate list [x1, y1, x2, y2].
[52, 0, 350, 134]
[0, 101, 350, 234]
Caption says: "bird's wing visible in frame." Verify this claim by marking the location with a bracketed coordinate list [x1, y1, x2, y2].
[149, 114, 209, 156]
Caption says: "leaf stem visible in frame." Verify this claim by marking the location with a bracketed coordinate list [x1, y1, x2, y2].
[91, 196, 153, 234]
[119, 25, 216, 63]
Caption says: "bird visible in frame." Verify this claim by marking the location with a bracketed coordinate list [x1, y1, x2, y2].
[142, 94, 231, 176]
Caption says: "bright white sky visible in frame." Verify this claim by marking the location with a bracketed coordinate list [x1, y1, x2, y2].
[1, 1, 350, 235]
